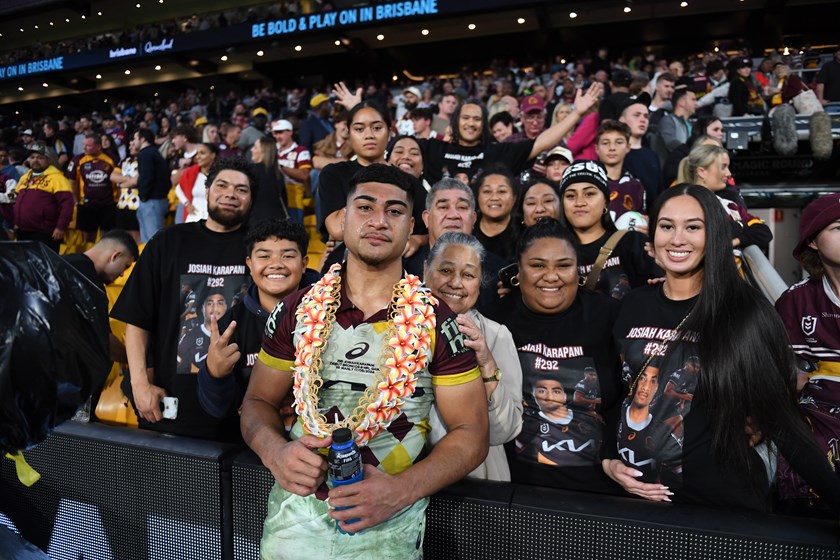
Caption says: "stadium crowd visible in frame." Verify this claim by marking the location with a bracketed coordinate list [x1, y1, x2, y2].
[2, 41, 840, 556]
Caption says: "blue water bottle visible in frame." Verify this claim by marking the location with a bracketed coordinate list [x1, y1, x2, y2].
[328, 427, 363, 534]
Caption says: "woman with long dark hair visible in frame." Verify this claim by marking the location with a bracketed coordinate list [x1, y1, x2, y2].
[472, 164, 519, 263]
[249, 137, 288, 224]
[318, 100, 429, 267]
[604, 184, 840, 511]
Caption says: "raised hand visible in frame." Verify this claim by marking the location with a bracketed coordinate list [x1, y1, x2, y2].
[331, 81, 363, 110]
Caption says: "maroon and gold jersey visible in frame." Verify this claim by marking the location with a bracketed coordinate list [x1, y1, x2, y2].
[66, 153, 116, 206]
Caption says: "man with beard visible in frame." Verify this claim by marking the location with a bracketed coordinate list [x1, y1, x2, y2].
[111, 157, 256, 441]
[397, 86, 422, 136]
[13, 142, 74, 252]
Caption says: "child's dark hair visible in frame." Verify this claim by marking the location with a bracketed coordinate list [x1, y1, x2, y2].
[245, 218, 309, 257]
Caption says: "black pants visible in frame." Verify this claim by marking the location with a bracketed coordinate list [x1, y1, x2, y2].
[16, 230, 60, 253]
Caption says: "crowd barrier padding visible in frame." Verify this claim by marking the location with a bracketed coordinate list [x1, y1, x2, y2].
[2, 422, 839, 559]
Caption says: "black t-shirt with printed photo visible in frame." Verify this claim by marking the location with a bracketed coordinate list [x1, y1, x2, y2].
[612, 285, 698, 489]
[110, 221, 249, 441]
[420, 139, 535, 185]
[614, 284, 840, 511]
[500, 289, 623, 494]
[577, 229, 661, 301]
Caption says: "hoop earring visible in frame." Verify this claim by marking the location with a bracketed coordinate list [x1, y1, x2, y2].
[603, 207, 608, 215]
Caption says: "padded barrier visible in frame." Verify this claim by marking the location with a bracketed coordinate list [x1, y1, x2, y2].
[2, 422, 839, 559]
[0, 422, 240, 560]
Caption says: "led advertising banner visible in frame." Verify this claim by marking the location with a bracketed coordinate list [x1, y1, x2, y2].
[0, 0, 529, 81]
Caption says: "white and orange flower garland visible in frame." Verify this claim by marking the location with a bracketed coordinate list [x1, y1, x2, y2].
[292, 263, 437, 447]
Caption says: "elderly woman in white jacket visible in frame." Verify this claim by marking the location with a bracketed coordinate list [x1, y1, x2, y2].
[424, 232, 523, 481]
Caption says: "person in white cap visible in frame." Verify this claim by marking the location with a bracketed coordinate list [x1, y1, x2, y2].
[272, 119, 312, 225]
[396, 86, 423, 136]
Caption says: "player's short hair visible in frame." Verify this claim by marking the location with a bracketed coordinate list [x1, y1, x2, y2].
[347, 163, 416, 211]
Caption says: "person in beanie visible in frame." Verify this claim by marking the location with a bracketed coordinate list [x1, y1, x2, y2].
[13, 142, 74, 252]
[774, 193, 840, 514]
[559, 161, 660, 300]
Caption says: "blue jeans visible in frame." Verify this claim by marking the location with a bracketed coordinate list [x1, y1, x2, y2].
[137, 198, 168, 243]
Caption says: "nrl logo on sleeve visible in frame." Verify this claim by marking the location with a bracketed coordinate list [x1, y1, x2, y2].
[801, 315, 817, 336]
[264, 301, 284, 339]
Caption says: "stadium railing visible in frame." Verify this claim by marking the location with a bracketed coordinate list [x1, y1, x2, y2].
[2, 422, 838, 559]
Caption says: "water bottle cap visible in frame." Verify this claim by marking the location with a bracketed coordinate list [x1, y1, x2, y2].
[332, 427, 352, 444]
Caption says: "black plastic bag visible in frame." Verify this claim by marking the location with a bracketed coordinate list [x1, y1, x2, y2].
[0, 242, 111, 454]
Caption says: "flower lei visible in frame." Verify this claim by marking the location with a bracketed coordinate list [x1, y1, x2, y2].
[292, 263, 437, 447]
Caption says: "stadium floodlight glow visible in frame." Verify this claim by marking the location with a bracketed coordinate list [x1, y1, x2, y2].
[334, 40, 341, 45]
[680, 1, 687, 6]
[17, 87, 23, 91]
[624, 6, 631, 12]
[569, 12, 578, 18]
[96, 74, 102, 79]
[136, 3, 141, 7]
[517, 18, 525, 24]
[42, 82, 48, 87]
[49, 22, 54, 26]
[81, 15, 86, 19]
[257, 50, 264, 56]
[34, 25, 39, 29]
[19, 28, 24, 32]
[421, 29, 429, 35]
[65, 18, 70, 22]
[125, 69, 131, 75]
[98, 11, 102, 15]
[155, 65, 161, 70]
[561, 58, 566, 63]
[468, 23, 476, 30]
[220, 55, 228, 61]
[377, 34, 385, 40]
[294, 45, 302, 51]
